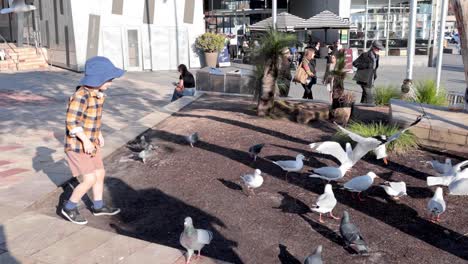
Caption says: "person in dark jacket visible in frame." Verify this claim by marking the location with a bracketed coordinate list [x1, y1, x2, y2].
[352, 41, 384, 104]
[171, 64, 196, 102]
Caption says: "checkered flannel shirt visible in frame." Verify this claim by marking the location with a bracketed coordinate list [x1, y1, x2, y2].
[65, 87, 105, 153]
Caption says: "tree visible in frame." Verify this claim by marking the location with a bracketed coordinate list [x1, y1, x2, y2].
[451, 0, 468, 108]
[253, 30, 296, 116]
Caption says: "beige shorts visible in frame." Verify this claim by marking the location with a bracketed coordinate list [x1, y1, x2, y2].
[66, 147, 104, 177]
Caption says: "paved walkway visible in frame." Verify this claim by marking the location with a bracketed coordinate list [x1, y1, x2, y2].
[0, 68, 226, 263]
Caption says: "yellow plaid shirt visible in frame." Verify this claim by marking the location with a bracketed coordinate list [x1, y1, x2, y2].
[65, 87, 105, 153]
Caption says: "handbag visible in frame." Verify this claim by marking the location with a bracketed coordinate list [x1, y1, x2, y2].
[293, 62, 308, 85]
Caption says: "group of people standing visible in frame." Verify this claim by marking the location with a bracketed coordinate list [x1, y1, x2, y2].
[281, 40, 383, 104]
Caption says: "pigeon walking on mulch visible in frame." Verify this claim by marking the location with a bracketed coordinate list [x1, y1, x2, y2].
[340, 211, 369, 255]
[304, 245, 323, 264]
[186, 132, 199, 148]
[180, 217, 213, 264]
[138, 144, 155, 164]
[249, 143, 265, 161]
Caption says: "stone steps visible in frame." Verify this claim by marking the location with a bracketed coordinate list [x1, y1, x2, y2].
[0, 45, 48, 72]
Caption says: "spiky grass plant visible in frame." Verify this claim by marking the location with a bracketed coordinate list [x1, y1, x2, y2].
[375, 85, 400, 106]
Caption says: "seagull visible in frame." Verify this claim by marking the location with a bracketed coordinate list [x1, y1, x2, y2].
[180, 217, 213, 264]
[309, 142, 353, 182]
[342, 172, 379, 201]
[426, 158, 453, 175]
[311, 184, 338, 223]
[448, 173, 468, 195]
[240, 169, 264, 195]
[427, 187, 446, 222]
[335, 114, 425, 165]
[304, 245, 323, 264]
[138, 144, 155, 164]
[380, 181, 407, 200]
[340, 211, 369, 255]
[1, 0, 36, 14]
[426, 160, 468, 186]
[248, 143, 265, 161]
[273, 154, 305, 181]
[186, 132, 199, 148]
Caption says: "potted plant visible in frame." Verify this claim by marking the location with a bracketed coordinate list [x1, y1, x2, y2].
[195, 32, 226, 67]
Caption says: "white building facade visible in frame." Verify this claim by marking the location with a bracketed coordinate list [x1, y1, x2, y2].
[2, 0, 206, 71]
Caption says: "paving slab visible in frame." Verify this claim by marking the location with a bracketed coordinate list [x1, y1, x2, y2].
[31, 227, 115, 264]
[0, 212, 53, 245]
[72, 234, 149, 264]
[0, 253, 47, 264]
[1, 213, 83, 256]
[0, 204, 24, 223]
[119, 243, 183, 264]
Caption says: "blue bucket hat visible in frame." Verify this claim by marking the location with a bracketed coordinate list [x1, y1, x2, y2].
[79, 56, 124, 87]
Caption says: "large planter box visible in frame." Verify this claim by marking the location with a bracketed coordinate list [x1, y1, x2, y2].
[196, 65, 256, 95]
[390, 99, 468, 153]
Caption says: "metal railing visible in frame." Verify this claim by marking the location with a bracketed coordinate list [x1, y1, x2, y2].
[0, 33, 19, 70]
[446, 91, 466, 110]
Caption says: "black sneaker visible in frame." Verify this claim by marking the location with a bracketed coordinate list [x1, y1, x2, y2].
[91, 205, 121, 216]
[61, 207, 88, 225]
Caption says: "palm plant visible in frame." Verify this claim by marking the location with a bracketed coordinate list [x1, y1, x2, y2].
[331, 52, 348, 109]
[253, 30, 296, 116]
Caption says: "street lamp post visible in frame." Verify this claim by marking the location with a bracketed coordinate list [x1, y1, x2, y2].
[272, 0, 277, 30]
[364, 0, 369, 50]
[401, 0, 418, 98]
[436, 0, 448, 91]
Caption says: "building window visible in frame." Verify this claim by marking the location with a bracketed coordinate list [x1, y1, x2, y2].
[45, 20, 50, 47]
[112, 0, 124, 15]
[143, 0, 155, 24]
[65, 26, 70, 66]
[38, 0, 43, 20]
[53, 0, 59, 45]
[184, 0, 195, 24]
[59, 0, 64, 15]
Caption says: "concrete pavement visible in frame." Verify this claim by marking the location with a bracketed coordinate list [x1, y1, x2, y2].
[0, 67, 227, 264]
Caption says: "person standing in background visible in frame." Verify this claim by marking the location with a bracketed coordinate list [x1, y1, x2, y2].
[229, 35, 238, 59]
[300, 48, 317, 99]
[352, 41, 383, 104]
[323, 53, 337, 103]
[278, 48, 293, 97]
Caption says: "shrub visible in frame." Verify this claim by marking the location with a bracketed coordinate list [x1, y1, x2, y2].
[375, 85, 400, 106]
[333, 121, 419, 154]
[413, 79, 448, 106]
[195, 33, 226, 53]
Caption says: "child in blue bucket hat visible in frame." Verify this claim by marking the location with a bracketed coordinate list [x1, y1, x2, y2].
[62, 56, 124, 225]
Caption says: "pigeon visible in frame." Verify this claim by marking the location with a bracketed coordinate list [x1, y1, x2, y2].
[427, 187, 446, 222]
[180, 217, 213, 264]
[340, 211, 369, 255]
[273, 154, 305, 181]
[240, 169, 264, 195]
[335, 115, 424, 165]
[311, 184, 338, 223]
[248, 143, 265, 161]
[186, 132, 199, 148]
[380, 181, 407, 200]
[139, 135, 149, 149]
[427, 158, 453, 175]
[127, 135, 149, 151]
[309, 142, 353, 182]
[304, 245, 323, 264]
[138, 144, 155, 164]
[426, 160, 468, 186]
[342, 172, 379, 201]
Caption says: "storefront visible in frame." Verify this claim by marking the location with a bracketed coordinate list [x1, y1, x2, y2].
[349, 0, 433, 54]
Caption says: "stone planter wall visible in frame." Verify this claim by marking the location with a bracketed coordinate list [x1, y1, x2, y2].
[390, 99, 468, 153]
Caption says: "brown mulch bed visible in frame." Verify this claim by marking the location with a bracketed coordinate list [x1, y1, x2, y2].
[35, 95, 468, 264]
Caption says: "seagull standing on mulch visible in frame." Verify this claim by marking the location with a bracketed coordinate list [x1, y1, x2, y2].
[240, 169, 263, 196]
[180, 217, 213, 264]
[380, 181, 407, 200]
[311, 184, 338, 223]
[273, 154, 305, 181]
[249, 143, 265, 161]
[186, 132, 199, 148]
[309, 142, 353, 182]
[304, 245, 323, 264]
[340, 211, 369, 255]
[427, 187, 446, 222]
[342, 172, 379, 201]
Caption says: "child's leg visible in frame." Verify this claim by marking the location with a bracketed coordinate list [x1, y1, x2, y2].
[68, 172, 97, 204]
[92, 168, 105, 204]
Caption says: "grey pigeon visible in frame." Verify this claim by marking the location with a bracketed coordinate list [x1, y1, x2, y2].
[304, 245, 323, 264]
[340, 211, 369, 255]
[140, 135, 149, 149]
[249, 143, 265, 161]
[180, 217, 213, 264]
[186, 132, 199, 148]
[127, 135, 149, 151]
[138, 144, 155, 164]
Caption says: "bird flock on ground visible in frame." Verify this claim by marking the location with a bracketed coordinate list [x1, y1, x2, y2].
[127, 114, 468, 264]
